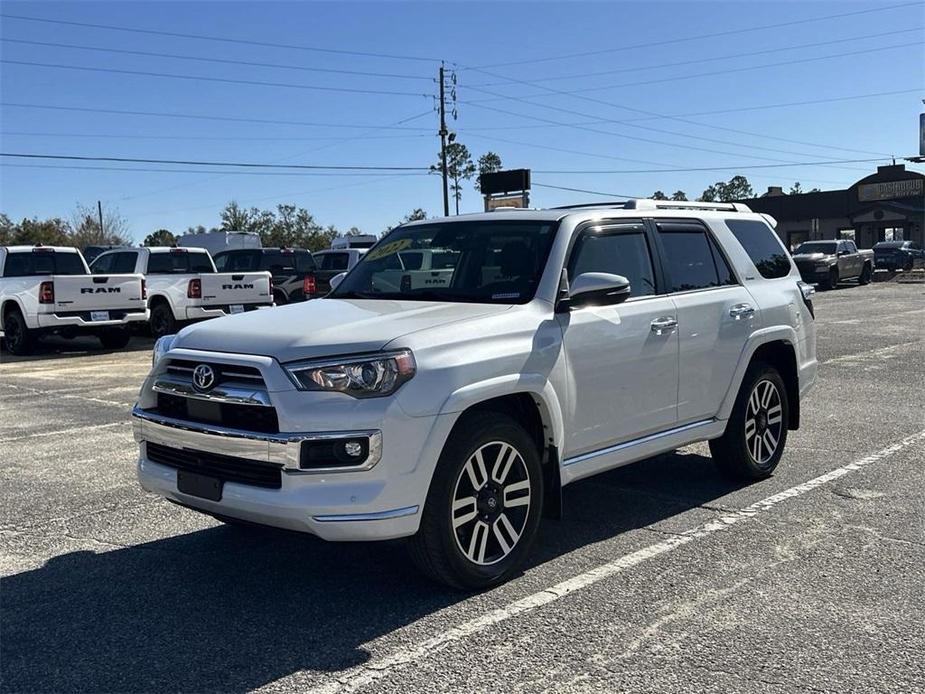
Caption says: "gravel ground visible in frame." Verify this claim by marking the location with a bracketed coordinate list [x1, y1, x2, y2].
[1, 280, 923, 694]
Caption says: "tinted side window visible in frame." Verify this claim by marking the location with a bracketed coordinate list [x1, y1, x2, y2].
[657, 223, 721, 292]
[111, 252, 137, 274]
[296, 251, 316, 272]
[3, 253, 36, 277]
[322, 253, 349, 271]
[725, 219, 792, 279]
[569, 224, 656, 298]
[54, 253, 87, 275]
[213, 252, 229, 271]
[188, 252, 215, 273]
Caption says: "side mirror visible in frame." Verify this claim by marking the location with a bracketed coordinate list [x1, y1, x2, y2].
[568, 272, 631, 308]
[329, 272, 347, 290]
[837, 249, 848, 256]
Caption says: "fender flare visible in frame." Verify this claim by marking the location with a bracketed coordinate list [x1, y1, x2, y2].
[439, 373, 566, 453]
[0, 297, 29, 331]
[716, 326, 799, 421]
[147, 293, 181, 321]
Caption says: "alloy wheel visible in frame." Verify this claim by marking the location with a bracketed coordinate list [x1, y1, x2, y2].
[745, 379, 784, 465]
[451, 441, 531, 566]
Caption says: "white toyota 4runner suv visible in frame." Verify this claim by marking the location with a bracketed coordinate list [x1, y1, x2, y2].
[133, 200, 817, 589]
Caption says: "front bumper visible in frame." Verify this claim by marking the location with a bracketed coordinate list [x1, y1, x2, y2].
[794, 264, 830, 283]
[132, 403, 453, 541]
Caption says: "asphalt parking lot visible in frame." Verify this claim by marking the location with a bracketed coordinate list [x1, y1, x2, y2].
[1, 281, 923, 694]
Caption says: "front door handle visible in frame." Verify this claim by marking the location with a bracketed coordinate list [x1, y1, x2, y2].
[650, 316, 678, 335]
[729, 303, 755, 320]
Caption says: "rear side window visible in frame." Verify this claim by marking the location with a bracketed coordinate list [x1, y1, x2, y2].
[295, 251, 316, 272]
[725, 219, 792, 279]
[319, 253, 349, 271]
[110, 252, 137, 274]
[4, 251, 85, 276]
[656, 222, 733, 292]
[569, 223, 657, 298]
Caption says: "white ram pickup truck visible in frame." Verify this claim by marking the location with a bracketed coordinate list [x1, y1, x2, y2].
[0, 245, 147, 354]
[133, 201, 817, 589]
[90, 246, 273, 338]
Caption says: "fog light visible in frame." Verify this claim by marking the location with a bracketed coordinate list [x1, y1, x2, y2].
[344, 441, 364, 458]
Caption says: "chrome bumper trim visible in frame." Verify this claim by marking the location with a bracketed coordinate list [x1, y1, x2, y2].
[132, 405, 382, 472]
[312, 505, 419, 523]
[153, 373, 272, 406]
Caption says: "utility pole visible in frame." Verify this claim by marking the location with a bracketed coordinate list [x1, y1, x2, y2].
[438, 63, 450, 217]
[97, 200, 104, 239]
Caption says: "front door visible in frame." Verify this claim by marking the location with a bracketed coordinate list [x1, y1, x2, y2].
[558, 221, 679, 459]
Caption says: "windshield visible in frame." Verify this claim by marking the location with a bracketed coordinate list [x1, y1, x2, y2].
[330, 220, 559, 303]
[794, 242, 836, 255]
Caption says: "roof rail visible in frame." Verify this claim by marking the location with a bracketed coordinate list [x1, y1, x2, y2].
[550, 201, 631, 210]
[624, 199, 752, 212]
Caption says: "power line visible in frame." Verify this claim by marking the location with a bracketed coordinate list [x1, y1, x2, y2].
[462, 41, 922, 102]
[1, 60, 433, 98]
[1, 163, 431, 177]
[468, 1, 920, 68]
[0, 102, 435, 130]
[0, 152, 429, 171]
[531, 157, 899, 175]
[0, 13, 438, 63]
[0, 38, 433, 81]
[532, 182, 642, 199]
[464, 28, 922, 86]
[0, 130, 431, 142]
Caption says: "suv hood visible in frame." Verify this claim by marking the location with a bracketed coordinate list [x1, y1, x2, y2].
[172, 298, 512, 362]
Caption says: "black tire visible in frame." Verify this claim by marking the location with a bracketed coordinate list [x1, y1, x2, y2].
[272, 290, 288, 306]
[824, 267, 838, 290]
[904, 257, 914, 272]
[149, 301, 176, 339]
[858, 263, 872, 285]
[2, 307, 36, 355]
[408, 411, 544, 590]
[98, 328, 131, 350]
[710, 362, 789, 481]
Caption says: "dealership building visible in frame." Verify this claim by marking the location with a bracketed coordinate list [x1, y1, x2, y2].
[741, 164, 924, 251]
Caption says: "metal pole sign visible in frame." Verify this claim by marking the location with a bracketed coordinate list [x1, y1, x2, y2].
[919, 112, 924, 156]
[480, 169, 531, 212]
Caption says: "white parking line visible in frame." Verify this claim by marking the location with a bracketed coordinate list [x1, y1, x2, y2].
[309, 429, 925, 694]
[0, 421, 128, 443]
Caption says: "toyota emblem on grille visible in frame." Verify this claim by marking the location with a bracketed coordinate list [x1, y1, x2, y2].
[192, 364, 216, 392]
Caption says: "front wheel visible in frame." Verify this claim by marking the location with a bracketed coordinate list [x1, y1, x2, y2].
[710, 362, 789, 481]
[408, 412, 543, 590]
[823, 267, 839, 290]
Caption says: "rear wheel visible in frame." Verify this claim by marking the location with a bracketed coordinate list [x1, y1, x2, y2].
[98, 328, 131, 350]
[149, 302, 176, 339]
[904, 257, 914, 272]
[2, 307, 35, 355]
[408, 412, 543, 590]
[273, 290, 288, 305]
[710, 362, 789, 481]
[858, 263, 872, 285]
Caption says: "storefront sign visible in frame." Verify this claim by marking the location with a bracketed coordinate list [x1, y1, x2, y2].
[857, 179, 923, 202]
[486, 194, 528, 211]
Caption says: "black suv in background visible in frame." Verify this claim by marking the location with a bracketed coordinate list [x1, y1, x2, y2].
[873, 241, 924, 271]
[212, 248, 318, 303]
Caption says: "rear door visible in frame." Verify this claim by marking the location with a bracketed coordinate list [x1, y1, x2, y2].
[652, 219, 756, 424]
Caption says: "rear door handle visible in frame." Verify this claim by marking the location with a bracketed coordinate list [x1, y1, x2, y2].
[729, 303, 755, 320]
[650, 316, 678, 335]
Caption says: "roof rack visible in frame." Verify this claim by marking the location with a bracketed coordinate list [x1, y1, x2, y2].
[623, 199, 752, 212]
[550, 201, 631, 210]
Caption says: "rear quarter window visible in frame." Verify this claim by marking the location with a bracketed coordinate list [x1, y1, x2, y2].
[724, 219, 792, 279]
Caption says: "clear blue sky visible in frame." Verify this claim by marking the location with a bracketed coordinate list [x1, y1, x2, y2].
[1, 0, 923, 242]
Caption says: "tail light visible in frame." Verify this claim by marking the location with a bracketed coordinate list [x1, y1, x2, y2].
[39, 281, 55, 304]
[303, 274, 316, 296]
[141, 278, 147, 300]
[187, 278, 201, 299]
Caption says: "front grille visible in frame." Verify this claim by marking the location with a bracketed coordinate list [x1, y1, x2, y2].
[146, 441, 282, 489]
[165, 359, 265, 386]
[156, 392, 280, 433]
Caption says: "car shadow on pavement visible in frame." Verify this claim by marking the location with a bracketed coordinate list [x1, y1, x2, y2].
[0, 335, 154, 363]
[1, 450, 740, 693]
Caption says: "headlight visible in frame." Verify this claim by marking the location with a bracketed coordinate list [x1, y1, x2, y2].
[152, 334, 177, 366]
[284, 349, 416, 398]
